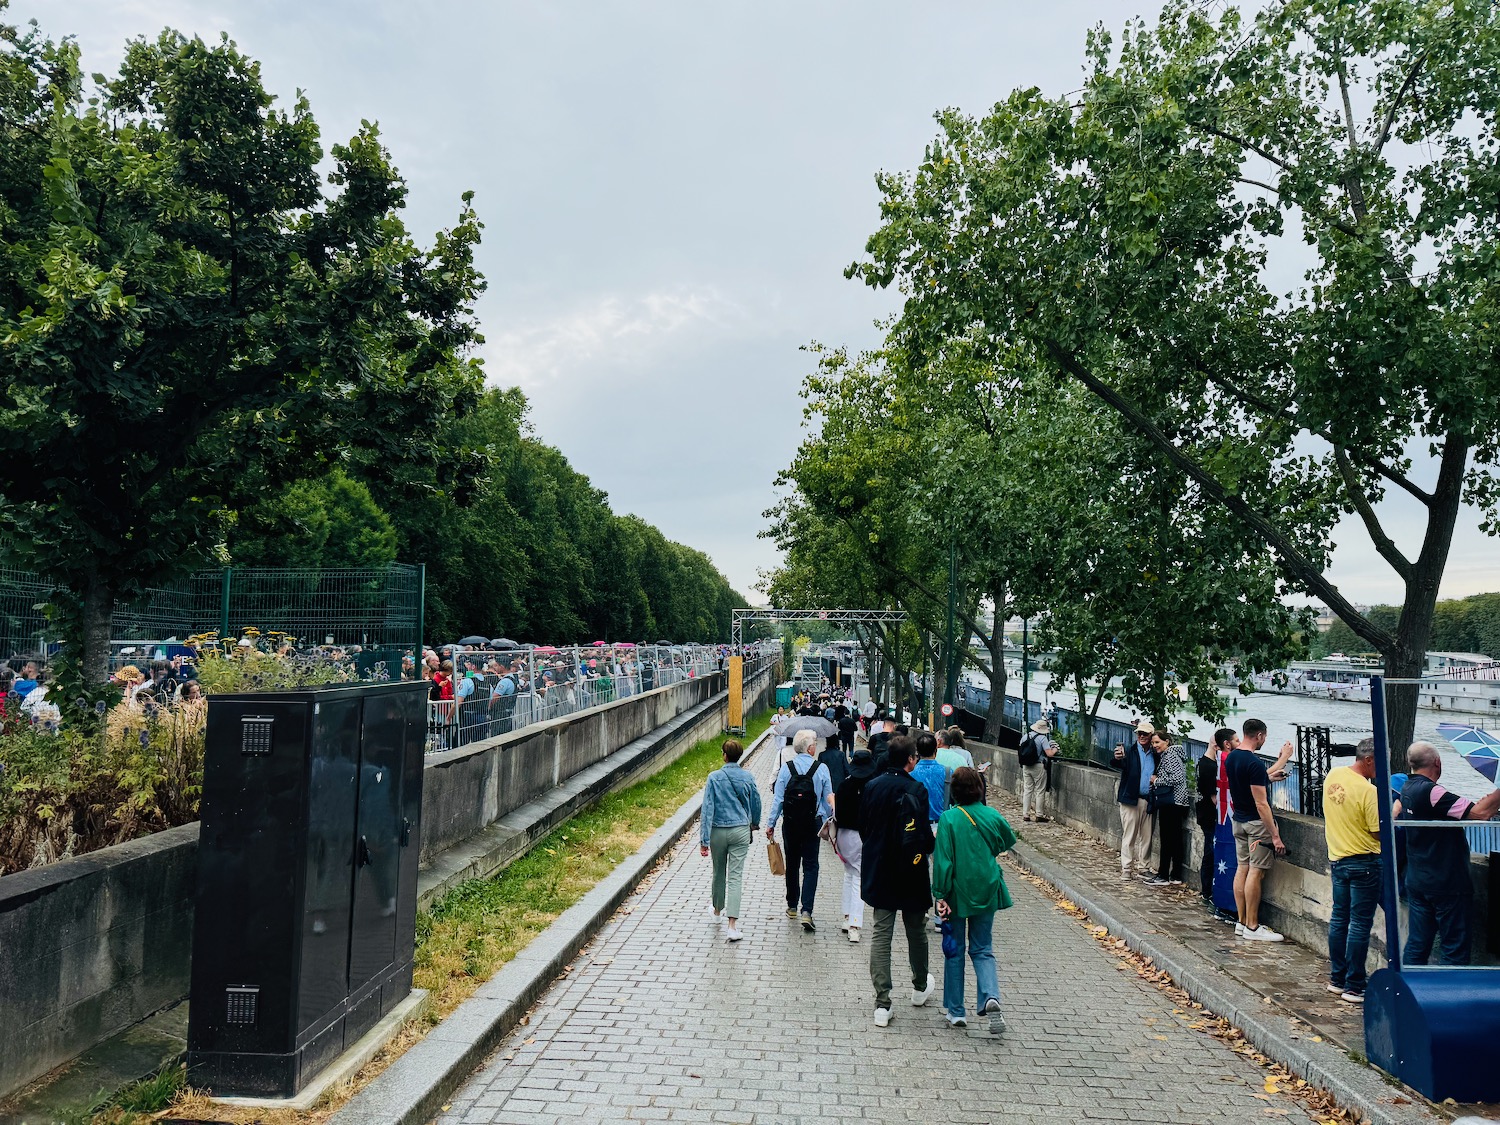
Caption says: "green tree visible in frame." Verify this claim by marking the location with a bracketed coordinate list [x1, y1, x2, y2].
[231, 469, 397, 569]
[0, 20, 484, 708]
[851, 0, 1500, 763]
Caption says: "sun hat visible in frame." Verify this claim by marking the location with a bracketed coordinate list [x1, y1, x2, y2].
[1030, 719, 1051, 735]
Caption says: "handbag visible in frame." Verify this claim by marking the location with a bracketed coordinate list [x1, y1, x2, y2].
[1148, 782, 1174, 813]
[766, 838, 786, 876]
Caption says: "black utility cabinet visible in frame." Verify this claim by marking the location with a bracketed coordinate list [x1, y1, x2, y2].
[186, 680, 427, 1098]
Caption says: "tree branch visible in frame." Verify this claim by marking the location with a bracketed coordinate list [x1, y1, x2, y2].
[1373, 51, 1427, 156]
[1042, 338, 1397, 654]
[1189, 121, 1292, 171]
[1334, 447, 1412, 581]
[1206, 371, 1433, 505]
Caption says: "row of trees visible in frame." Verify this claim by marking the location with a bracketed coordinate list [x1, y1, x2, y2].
[0, 11, 744, 721]
[1315, 593, 1500, 662]
[771, 0, 1500, 764]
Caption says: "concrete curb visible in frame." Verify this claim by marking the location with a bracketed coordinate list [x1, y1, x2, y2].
[1012, 840, 1436, 1125]
[329, 727, 773, 1125]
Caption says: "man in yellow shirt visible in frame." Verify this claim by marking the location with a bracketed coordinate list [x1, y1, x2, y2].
[1322, 738, 1382, 1004]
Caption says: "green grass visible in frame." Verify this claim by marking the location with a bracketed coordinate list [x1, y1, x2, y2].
[412, 709, 773, 1021]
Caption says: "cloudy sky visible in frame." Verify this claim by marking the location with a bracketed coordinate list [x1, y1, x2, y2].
[46, 1, 1497, 607]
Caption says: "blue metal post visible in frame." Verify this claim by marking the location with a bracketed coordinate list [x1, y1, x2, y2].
[1370, 676, 1403, 973]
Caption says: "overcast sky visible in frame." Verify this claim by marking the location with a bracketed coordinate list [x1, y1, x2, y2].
[46, 0, 1497, 607]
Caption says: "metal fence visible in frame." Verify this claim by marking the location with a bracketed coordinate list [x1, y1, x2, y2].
[0, 563, 423, 673]
[425, 641, 778, 752]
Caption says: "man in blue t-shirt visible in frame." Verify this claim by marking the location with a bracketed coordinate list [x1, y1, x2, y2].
[11, 660, 39, 699]
[1397, 741, 1500, 965]
[1224, 718, 1292, 942]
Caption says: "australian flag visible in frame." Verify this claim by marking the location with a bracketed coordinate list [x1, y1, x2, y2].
[1212, 753, 1239, 913]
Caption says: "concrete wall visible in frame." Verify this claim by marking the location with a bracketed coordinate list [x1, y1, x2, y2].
[975, 740, 1496, 969]
[0, 662, 775, 1101]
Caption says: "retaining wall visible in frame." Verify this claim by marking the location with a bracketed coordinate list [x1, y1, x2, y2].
[975, 740, 1496, 970]
[0, 663, 773, 1101]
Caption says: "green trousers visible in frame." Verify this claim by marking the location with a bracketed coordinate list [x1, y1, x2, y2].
[869, 906, 930, 1010]
[710, 825, 752, 917]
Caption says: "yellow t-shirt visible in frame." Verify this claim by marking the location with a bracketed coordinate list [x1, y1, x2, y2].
[1322, 765, 1381, 861]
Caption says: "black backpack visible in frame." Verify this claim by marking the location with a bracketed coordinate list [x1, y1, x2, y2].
[783, 762, 821, 830]
[1018, 734, 1043, 767]
[835, 773, 869, 832]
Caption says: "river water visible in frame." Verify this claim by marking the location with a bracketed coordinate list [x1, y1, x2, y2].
[983, 668, 1496, 800]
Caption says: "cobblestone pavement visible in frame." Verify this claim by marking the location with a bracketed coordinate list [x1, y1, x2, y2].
[437, 748, 1321, 1124]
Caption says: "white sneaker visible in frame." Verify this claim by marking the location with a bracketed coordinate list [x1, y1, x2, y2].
[725, 925, 743, 942]
[847, 926, 860, 944]
[840, 916, 849, 933]
[1242, 924, 1284, 942]
[874, 1007, 891, 1027]
[911, 974, 934, 1007]
[945, 1013, 967, 1028]
[1234, 922, 1246, 937]
[1325, 982, 1344, 995]
[983, 997, 1006, 1036]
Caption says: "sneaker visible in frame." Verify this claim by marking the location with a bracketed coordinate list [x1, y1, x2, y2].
[800, 911, 816, 933]
[1242, 924, 1285, 942]
[932, 916, 944, 933]
[1325, 982, 1345, 995]
[945, 1013, 967, 1028]
[1340, 990, 1365, 1004]
[847, 926, 861, 944]
[1146, 877, 1170, 887]
[1137, 872, 1156, 882]
[911, 973, 934, 1007]
[983, 998, 1006, 1036]
[840, 917, 849, 933]
[1035, 816, 1051, 823]
[785, 907, 798, 920]
[1215, 909, 1239, 925]
[874, 1007, 891, 1027]
[1023, 815, 1034, 822]
[1166, 879, 1184, 886]
[1235, 922, 1246, 937]
[725, 925, 743, 943]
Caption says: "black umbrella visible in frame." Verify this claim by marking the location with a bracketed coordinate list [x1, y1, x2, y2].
[655, 640, 672, 647]
[490, 638, 519, 649]
[457, 635, 489, 647]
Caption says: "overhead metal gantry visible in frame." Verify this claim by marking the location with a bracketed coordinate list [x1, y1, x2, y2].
[730, 607, 907, 648]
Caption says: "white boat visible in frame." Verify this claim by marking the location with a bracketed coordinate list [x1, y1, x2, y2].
[1251, 651, 1500, 716]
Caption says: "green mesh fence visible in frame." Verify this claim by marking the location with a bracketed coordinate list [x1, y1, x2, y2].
[0, 564, 422, 666]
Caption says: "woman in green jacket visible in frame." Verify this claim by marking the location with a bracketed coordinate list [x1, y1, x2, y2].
[932, 766, 1017, 1035]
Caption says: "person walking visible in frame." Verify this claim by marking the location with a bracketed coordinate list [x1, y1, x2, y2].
[766, 728, 833, 933]
[1226, 719, 1287, 941]
[1111, 721, 1158, 880]
[1147, 729, 1190, 887]
[833, 748, 879, 944]
[1396, 741, 1500, 965]
[932, 766, 1016, 1035]
[700, 738, 762, 942]
[819, 734, 850, 794]
[1018, 719, 1059, 822]
[1322, 738, 1382, 1000]
[860, 736, 936, 1027]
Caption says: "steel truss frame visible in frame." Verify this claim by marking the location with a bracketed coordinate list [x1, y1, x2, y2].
[730, 608, 907, 648]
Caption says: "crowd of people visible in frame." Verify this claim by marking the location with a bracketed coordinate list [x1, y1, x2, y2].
[700, 687, 1013, 1035]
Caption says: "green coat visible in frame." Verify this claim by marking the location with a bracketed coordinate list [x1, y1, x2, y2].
[931, 802, 1017, 917]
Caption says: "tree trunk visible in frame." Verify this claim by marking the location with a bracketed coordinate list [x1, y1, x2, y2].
[982, 582, 1010, 744]
[1074, 672, 1092, 753]
[82, 575, 113, 683]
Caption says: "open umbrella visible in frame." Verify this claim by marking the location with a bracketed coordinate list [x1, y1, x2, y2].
[490, 638, 519, 649]
[1438, 722, 1500, 783]
[457, 635, 489, 647]
[615, 642, 636, 649]
[592, 640, 609, 647]
[780, 715, 837, 740]
[533, 645, 560, 655]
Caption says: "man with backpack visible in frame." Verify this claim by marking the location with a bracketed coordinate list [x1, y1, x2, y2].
[860, 736, 936, 1027]
[1019, 720, 1060, 822]
[766, 728, 834, 932]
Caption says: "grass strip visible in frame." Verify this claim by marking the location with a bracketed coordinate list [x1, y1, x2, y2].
[156, 707, 772, 1125]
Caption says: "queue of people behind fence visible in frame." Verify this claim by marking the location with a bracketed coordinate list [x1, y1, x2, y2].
[700, 712, 1015, 1036]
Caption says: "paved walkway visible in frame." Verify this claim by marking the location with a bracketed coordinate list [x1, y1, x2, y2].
[436, 747, 1322, 1124]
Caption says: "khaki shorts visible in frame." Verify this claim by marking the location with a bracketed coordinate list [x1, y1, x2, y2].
[1232, 817, 1276, 871]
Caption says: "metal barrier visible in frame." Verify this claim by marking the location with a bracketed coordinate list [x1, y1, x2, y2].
[424, 641, 776, 752]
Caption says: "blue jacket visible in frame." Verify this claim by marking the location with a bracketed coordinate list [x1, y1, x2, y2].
[1110, 742, 1158, 805]
[701, 763, 762, 846]
[911, 758, 949, 823]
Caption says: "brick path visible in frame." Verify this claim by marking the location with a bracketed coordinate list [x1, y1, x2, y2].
[436, 747, 1320, 1124]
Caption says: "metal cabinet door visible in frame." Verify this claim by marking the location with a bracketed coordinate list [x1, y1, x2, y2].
[347, 696, 402, 994]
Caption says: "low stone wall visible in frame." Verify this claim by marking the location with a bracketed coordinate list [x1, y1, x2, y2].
[0, 662, 774, 1101]
[974, 740, 1496, 970]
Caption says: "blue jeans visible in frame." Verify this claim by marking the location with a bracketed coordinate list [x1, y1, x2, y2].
[942, 911, 999, 1019]
[1328, 855, 1381, 993]
[782, 821, 820, 914]
[1404, 888, 1472, 966]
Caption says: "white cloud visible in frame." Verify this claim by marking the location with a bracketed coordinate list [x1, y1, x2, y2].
[483, 287, 754, 390]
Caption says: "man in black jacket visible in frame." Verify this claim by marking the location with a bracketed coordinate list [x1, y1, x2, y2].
[859, 735, 936, 1027]
[1110, 720, 1158, 880]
